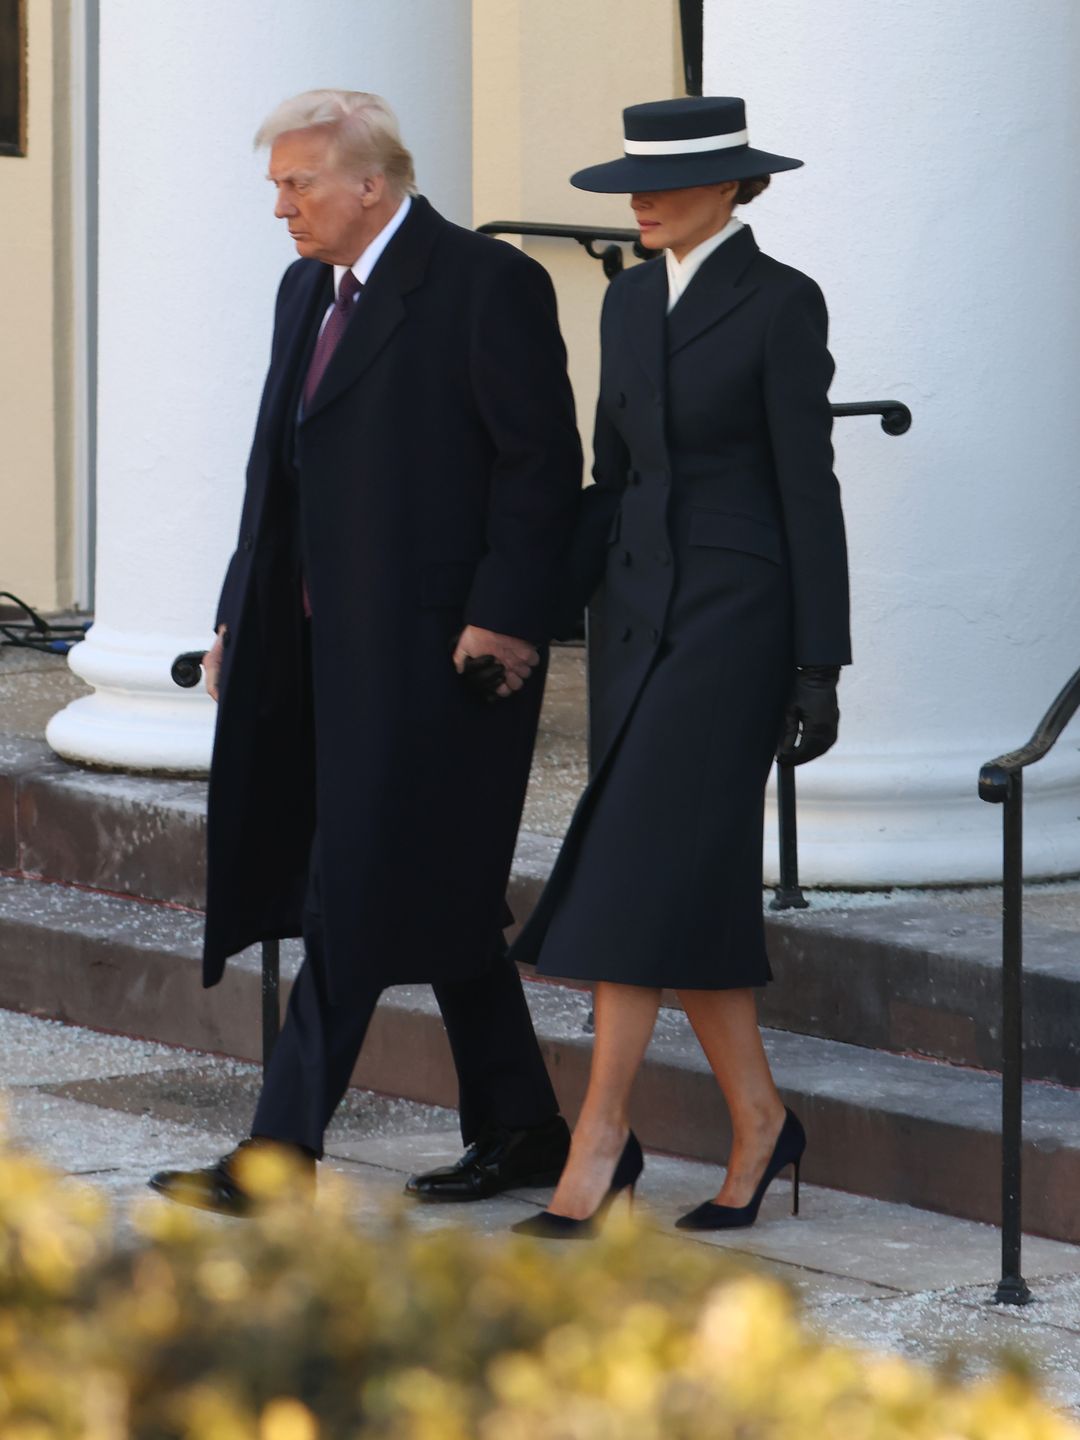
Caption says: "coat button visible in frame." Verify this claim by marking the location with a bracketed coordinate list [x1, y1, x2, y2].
[650, 628, 660, 644]
[617, 392, 627, 409]
[620, 626, 633, 642]
[222, 631, 232, 649]
[622, 549, 633, 566]
[655, 549, 671, 566]
[242, 533, 254, 552]
[628, 472, 641, 487]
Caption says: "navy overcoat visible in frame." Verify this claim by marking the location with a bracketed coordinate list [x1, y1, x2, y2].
[514, 225, 850, 988]
[203, 196, 582, 993]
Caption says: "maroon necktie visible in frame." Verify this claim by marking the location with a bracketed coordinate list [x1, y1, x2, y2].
[303, 269, 362, 410]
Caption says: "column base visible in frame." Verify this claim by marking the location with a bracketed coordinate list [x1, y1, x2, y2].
[46, 623, 216, 773]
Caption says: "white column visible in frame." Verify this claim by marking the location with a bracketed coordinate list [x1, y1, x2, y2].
[48, 0, 473, 772]
[704, 1, 1080, 884]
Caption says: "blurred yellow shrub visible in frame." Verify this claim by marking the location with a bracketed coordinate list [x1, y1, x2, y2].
[0, 1127, 1074, 1439]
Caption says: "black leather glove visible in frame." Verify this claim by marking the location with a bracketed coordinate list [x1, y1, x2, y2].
[460, 653, 506, 703]
[777, 666, 841, 766]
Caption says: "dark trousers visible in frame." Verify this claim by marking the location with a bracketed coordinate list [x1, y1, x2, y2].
[251, 854, 559, 1158]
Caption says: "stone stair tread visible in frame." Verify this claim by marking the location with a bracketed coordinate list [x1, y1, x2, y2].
[398, 976, 1080, 1146]
[772, 897, 1080, 980]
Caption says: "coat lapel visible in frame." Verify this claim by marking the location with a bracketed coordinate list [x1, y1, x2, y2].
[623, 255, 668, 396]
[301, 195, 443, 422]
[264, 262, 331, 447]
[666, 224, 760, 357]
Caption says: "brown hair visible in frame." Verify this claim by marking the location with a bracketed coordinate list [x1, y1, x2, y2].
[735, 175, 771, 205]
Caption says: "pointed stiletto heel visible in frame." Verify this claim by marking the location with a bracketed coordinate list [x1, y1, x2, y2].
[675, 1108, 806, 1232]
[511, 1132, 644, 1240]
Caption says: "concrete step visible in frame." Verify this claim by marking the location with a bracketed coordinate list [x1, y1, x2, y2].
[2, 736, 208, 907]
[0, 737, 563, 932]
[3, 872, 1079, 1242]
[762, 894, 1080, 1085]
[7, 737, 1080, 1083]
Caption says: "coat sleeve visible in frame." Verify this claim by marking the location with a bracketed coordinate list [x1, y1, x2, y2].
[463, 251, 584, 643]
[762, 276, 852, 667]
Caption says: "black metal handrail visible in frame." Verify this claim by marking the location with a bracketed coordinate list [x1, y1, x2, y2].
[771, 399, 912, 910]
[831, 400, 912, 437]
[478, 221, 648, 280]
[172, 650, 281, 1070]
[978, 662, 1080, 1306]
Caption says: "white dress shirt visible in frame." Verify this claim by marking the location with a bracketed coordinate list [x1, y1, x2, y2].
[319, 193, 413, 331]
[665, 215, 743, 314]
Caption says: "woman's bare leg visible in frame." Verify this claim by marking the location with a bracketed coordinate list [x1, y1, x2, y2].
[677, 987, 787, 1206]
[545, 981, 662, 1220]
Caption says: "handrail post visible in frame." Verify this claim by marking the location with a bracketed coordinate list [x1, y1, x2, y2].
[995, 772, 1032, 1304]
[770, 761, 809, 911]
[261, 939, 281, 1071]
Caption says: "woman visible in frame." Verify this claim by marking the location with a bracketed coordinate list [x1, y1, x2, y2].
[512, 97, 851, 1237]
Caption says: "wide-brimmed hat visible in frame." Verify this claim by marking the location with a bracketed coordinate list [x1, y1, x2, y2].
[571, 96, 802, 194]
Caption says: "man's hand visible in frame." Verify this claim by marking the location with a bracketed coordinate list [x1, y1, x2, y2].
[453, 626, 539, 700]
[777, 667, 841, 766]
[203, 625, 227, 703]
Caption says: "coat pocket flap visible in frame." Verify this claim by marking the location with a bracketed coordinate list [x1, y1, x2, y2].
[420, 560, 476, 608]
[688, 509, 783, 565]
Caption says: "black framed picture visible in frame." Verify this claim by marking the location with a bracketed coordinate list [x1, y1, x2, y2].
[0, 0, 26, 157]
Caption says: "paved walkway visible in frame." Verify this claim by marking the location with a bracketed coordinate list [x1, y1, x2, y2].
[5, 1008, 1080, 1415]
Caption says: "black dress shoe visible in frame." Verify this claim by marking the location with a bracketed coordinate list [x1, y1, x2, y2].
[148, 1137, 316, 1218]
[404, 1116, 571, 1202]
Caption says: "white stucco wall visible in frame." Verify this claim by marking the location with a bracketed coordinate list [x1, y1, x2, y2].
[706, 1, 1080, 883]
[48, 0, 472, 769]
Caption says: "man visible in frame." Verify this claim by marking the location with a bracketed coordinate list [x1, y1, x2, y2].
[151, 90, 582, 1214]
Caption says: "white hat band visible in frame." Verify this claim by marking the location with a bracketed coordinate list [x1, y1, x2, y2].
[624, 128, 749, 157]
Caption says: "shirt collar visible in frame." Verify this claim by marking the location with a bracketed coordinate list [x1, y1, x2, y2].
[666, 215, 743, 313]
[333, 193, 412, 298]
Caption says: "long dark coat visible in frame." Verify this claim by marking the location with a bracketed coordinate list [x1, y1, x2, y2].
[204, 196, 582, 994]
[514, 225, 850, 989]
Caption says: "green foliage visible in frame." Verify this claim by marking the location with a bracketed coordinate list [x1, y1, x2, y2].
[0, 1131, 1074, 1439]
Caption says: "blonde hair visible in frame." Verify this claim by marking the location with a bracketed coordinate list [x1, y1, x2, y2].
[254, 89, 417, 196]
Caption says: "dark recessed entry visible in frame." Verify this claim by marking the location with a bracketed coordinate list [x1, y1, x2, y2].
[678, 0, 703, 97]
[0, 0, 26, 157]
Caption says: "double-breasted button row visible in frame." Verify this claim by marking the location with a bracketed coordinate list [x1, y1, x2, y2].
[619, 626, 662, 645]
[621, 547, 670, 567]
[613, 388, 659, 409]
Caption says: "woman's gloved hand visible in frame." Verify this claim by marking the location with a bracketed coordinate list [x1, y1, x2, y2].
[777, 666, 841, 766]
[459, 653, 507, 702]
